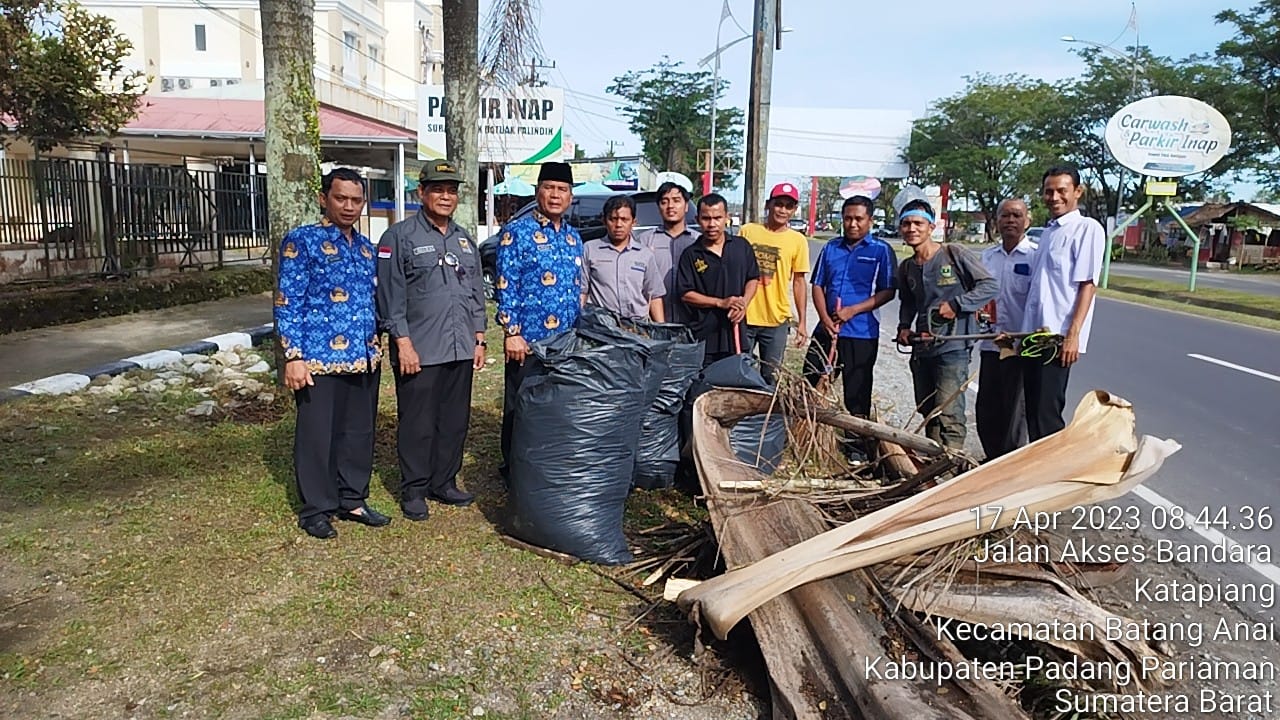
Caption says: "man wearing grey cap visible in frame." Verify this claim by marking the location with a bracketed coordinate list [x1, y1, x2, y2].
[376, 159, 486, 520]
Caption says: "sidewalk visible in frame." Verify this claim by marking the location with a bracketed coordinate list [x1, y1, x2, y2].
[0, 293, 273, 389]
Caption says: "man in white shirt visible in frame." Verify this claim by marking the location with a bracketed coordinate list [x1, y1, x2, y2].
[977, 198, 1037, 459]
[1020, 166, 1104, 440]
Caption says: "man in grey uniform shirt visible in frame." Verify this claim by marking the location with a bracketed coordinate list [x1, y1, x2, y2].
[636, 181, 699, 324]
[376, 160, 487, 520]
[582, 194, 666, 321]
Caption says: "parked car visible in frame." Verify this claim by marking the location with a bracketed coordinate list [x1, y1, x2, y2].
[1027, 226, 1046, 241]
[788, 218, 809, 232]
[479, 191, 697, 300]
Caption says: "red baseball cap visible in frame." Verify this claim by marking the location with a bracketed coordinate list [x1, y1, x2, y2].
[768, 182, 800, 202]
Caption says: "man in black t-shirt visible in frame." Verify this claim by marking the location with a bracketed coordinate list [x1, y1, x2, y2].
[676, 193, 761, 366]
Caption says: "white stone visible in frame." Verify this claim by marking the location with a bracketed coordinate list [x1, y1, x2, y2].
[141, 379, 169, 394]
[11, 373, 91, 395]
[189, 363, 214, 375]
[123, 350, 184, 370]
[165, 377, 186, 387]
[256, 393, 275, 404]
[186, 401, 217, 417]
[182, 353, 209, 364]
[210, 350, 242, 367]
[243, 361, 270, 375]
[204, 332, 253, 352]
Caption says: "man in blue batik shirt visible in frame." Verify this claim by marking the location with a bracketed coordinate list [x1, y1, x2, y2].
[810, 195, 897, 463]
[494, 161, 584, 480]
[275, 167, 390, 540]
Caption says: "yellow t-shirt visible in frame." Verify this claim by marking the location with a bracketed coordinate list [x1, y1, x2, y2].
[740, 223, 810, 327]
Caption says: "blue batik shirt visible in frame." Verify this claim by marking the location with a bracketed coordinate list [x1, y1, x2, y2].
[495, 209, 584, 343]
[812, 235, 897, 340]
[274, 220, 382, 374]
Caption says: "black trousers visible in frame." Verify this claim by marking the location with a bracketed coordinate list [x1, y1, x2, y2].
[976, 351, 1028, 460]
[837, 337, 879, 418]
[1022, 356, 1072, 441]
[293, 371, 380, 523]
[394, 360, 473, 501]
[500, 358, 536, 477]
[803, 325, 836, 387]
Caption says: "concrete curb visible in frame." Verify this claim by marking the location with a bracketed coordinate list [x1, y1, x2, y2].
[3, 323, 275, 403]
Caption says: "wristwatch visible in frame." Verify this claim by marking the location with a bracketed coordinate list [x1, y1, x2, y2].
[476, 339, 487, 347]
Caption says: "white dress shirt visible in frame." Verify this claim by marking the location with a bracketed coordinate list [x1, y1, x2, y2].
[1020, 210, 1105, 354]
[979, 237, 1038, 352]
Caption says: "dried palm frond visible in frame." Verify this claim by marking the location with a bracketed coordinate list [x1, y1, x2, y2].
[677, 389, 1181, 640]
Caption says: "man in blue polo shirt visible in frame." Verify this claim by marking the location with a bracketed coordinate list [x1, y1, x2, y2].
[811, 195, 897, 461]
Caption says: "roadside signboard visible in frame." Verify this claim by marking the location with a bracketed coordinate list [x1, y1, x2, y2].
[1103, 95, 1231, 177]
[417, 85, 565, 164]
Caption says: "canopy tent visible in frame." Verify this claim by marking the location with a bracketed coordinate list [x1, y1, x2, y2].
[492, 176, 536, 196]
[574, 180, 616, 194]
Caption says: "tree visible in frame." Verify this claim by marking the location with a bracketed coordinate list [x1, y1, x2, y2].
[906, 75, 1061, 239]
[260, 0, 320, 237]
[1216, 0, 1280, 189]
[260, 0, 320, 376]
[442, 0, 479, 235]
[607, 58, 745, 188]
[0, 0, 144, 150]
[1043, 47, 1245, 217]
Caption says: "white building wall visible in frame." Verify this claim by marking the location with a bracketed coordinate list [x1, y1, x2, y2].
[85, 0, 415, 127]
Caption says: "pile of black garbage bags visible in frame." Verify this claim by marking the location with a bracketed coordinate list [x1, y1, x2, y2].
[507, 307, 785, 565]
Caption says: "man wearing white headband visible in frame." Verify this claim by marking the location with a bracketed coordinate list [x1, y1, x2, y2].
[895, 199, 997, 450]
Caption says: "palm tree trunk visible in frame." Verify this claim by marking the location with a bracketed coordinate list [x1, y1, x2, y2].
[442, 0, 479, 236]
[260, 0, 320, 376]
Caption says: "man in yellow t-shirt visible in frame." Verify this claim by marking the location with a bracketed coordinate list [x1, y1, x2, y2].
[739, 182, 810, 384]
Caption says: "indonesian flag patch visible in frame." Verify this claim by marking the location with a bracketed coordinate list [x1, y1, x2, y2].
[377, 246, 393, 259]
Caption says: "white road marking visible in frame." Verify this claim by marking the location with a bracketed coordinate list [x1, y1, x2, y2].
[1130, 484, 1280, 589]
[1187, 353, 1280, 383]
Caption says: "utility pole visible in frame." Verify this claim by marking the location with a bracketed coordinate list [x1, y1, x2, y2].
[743, 0, 776, 223]
[527, 58, 556, 87]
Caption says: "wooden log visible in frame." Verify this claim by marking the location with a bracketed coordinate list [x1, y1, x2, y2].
[700, 388, 945, 457]
[690, 390, 992, 720]
[814, 407, 945, 456]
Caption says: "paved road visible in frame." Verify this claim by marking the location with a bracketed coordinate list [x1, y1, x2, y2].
[1066, 297, 1279, 544]
[1109, 262, 1280, 297]
[0, 294, 273, 388]
[807, 237, 1279, 612]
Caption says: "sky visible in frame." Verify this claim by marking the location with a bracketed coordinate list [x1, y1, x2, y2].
[479, 0, 1255, 200]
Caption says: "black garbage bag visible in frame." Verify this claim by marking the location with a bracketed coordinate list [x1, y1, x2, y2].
[576, 307, 704, 490]
[506, 322, 668, 565]
[680, 354, 787, 481]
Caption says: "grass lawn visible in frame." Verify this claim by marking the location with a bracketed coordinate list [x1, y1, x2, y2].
[0, 323, 760, 719]
[1103, 276, 1280, 331]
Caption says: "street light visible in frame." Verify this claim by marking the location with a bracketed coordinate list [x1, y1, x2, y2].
[698, 22, 793, 193]
[1061, 32, 1145, 289]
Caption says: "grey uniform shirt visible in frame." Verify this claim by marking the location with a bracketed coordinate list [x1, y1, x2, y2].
[636, 225, 700, 325]
[376, 212, 486, 367]
[897, 243, 998, 357]
[582, 237, 666, 320]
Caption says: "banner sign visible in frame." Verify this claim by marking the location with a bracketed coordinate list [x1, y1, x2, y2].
[1103, 96, 1231, 177]
[417, 85, 565, 164]
[839, 176, 882, 200]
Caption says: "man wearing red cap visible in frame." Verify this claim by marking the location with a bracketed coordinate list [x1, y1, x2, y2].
[737, 182, 810, 384]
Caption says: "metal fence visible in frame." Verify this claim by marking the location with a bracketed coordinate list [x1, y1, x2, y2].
[0, 155, 270, 282]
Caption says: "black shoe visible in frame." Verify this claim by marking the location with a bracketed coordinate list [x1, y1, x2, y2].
[401, 497, 429, 521]
[336, 504, 391, 527]
[426, 485, 475, 507]
[300, 516, 337, 539]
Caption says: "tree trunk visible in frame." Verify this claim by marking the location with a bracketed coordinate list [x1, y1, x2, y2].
[260, 0, 321, 378]
[442, 0, 479, 237]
